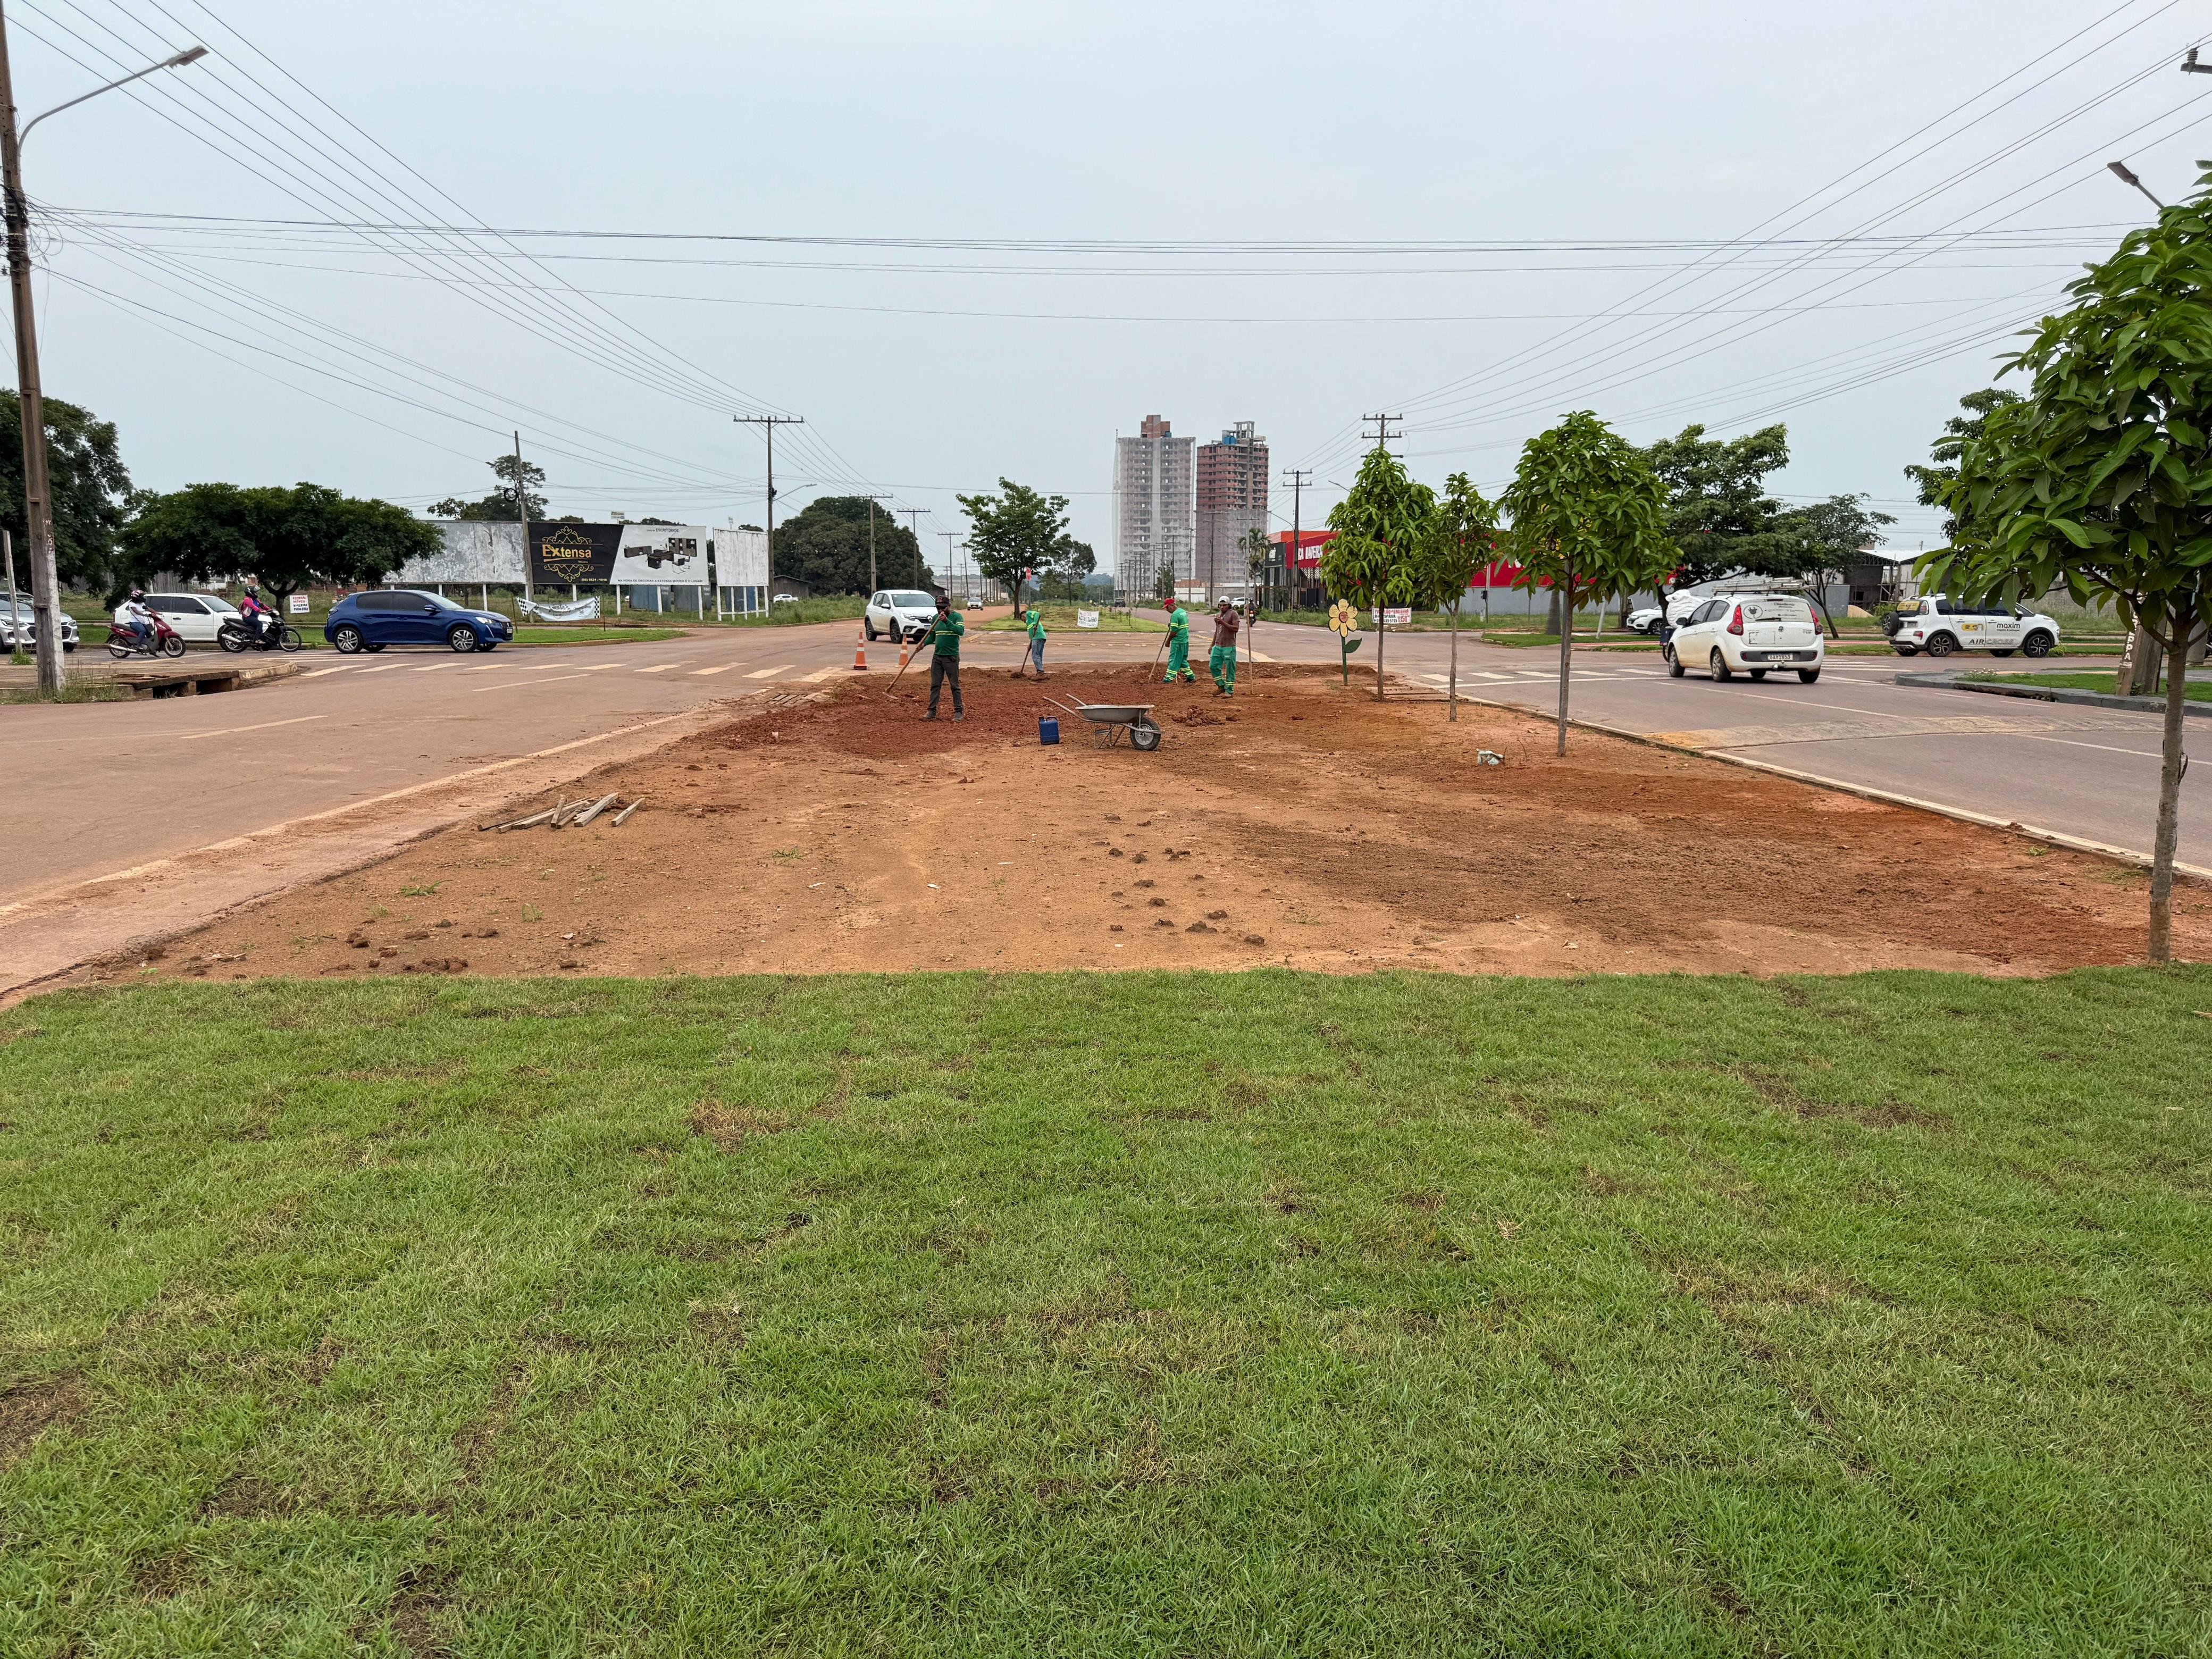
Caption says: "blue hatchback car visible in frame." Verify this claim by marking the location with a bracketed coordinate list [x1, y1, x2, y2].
[325, 589, 515, 655]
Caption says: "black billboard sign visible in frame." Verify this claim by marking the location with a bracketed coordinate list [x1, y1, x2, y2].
[528, 522, 621, 585]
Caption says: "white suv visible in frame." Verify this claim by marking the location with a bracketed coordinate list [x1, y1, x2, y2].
[1890, 596, 2059, 659]
[1666, 593, 1825, 683]
[864, 588, 938, 642]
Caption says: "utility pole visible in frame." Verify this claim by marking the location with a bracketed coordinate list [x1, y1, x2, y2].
[0, 17, 205, 694]
[899, 508, 925, 585]
[513, 430, 532, 604]
[1361, 412, 1403, 454]
[940, 532, 961, 603]
[734, 414, 803, 591]
[857, 492, 891, 594]
[1281, 467, 1311, 613]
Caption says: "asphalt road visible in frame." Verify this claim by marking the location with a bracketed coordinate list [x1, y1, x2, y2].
[3, 613, 2198, 911]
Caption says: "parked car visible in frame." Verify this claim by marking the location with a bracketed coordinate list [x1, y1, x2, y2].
[1626, 604, 1664, 635]
[1889, 596, 2059, 659]
[1665, 593, 1825, 682]
[325, 589, 515, 654]
[143, 591, 242, 645]
[863, 589, 937, 641]
[0, 591, 77, 652]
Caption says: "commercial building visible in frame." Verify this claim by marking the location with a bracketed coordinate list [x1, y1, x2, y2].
[1195, 421, 1268, 601]
[1113, 414, 1194, 600]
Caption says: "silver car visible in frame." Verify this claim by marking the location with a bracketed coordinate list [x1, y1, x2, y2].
[0, 591, 78, 652]
[864, 588, 939, 642]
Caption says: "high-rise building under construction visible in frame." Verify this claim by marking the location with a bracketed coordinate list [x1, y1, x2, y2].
[1113, 414, 1194, 600]
[1196, 421, 1269, 599]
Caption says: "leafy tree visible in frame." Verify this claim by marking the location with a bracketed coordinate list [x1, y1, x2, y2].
[119, 482, 441, 610]
[1152, 559, 1176, 604]
[957, 479, 1072, 611]
[0, 389, 135, 596]
[764, 495, 923, 595]
[1407, 472, 1501, 721]
[1322, 445, 1437, 700]
[1764, 494, 1896, 636]
[1923, 168, 2212, 962]
[1904, 388, 2020, 542]
[1503, 412, 1674, 753]
[1035, 539, 1099, 601]
[1636, 422, 1790, 615]
[429, 453, 546, 521]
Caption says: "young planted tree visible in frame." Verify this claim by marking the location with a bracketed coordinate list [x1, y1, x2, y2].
[956, 479, 1071, 613]
[1321, 445, 1437, 700]
[1502, 412, 1674, 755]
[1926, 169, 2212, 962]
[1407, 471, 1501, 722]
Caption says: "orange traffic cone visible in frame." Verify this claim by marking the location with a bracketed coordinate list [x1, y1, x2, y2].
[852, 629, 867, 672]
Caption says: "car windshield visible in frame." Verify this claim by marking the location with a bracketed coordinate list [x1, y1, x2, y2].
[890, 591, 934, 607]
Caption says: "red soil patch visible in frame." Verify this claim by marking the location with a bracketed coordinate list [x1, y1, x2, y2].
[118, 666, 2207, 982]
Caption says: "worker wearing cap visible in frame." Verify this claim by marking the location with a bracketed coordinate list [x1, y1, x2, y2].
[1163, 600, 1195, 684]
[1024, 604, 1048, 678]
[1208, 599, 1241, 697]
[923, 590, 965, 721]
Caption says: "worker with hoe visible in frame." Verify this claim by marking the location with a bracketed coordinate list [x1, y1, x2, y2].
[1208, 598, 1241, 697]
[1162, 597, 1195, 684]
[922, 589, 965, 722]
[1023, 603, 1048, 678]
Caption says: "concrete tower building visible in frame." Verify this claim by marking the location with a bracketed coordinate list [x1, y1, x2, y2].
[1196, 421, 1269, 599]
[1114, 414, 1194, 600]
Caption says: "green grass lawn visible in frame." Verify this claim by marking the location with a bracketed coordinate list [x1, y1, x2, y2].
[509, 626, 684, 648]
[981, 605, 1162, 634]
[1968, 670, 2212, 702]
[4, 969, 2209, 1655]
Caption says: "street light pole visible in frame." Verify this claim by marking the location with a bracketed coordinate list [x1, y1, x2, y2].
[2107, 159, 2166, 211]
[0, 14, 206, 693]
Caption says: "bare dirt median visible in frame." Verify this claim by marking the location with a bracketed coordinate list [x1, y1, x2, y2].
[113, 665, 2208, 984]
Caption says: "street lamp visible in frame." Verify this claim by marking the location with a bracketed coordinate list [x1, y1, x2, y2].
[2107, 158, 2166, 211]
[0, 12, 208, 693]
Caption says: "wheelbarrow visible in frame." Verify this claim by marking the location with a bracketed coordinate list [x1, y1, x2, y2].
[1045, 696, 1162, 751]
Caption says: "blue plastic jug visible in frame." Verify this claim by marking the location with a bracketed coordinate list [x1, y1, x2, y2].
[1038, 717, 1060, 745]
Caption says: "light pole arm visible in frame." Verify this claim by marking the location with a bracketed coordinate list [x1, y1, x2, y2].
[19, 44, 204, 147]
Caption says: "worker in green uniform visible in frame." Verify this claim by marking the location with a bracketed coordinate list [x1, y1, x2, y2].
[1208, 599, 1241, 697]
[1163, 600, 1195, 683]
[1023, 605, 1048, 678]
[923, 590, 965, 721]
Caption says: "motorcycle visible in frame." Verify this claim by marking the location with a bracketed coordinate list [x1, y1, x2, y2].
[217, 615, 303, 653]
[106, 611, 187, 660]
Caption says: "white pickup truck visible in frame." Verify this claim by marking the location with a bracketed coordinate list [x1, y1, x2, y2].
[1889, 596, 2060, 659]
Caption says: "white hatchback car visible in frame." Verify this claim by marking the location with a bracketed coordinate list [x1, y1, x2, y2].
[864, 588, 939, 641]
[144, 591, 243, 644]
[1666, 593, 1826, 683]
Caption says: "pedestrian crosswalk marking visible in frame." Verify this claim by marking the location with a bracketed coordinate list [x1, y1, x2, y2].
[745, 665, 795, 678]
[693, 665, 735, 676]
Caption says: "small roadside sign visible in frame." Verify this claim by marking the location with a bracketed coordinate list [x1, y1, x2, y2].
[288, 594, 309, 614]
[1077, 609, 1099, 629]
[1381, 606, 1411, 627]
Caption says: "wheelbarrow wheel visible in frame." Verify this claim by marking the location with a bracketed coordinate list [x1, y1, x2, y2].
[1130, 718, 1162, 752]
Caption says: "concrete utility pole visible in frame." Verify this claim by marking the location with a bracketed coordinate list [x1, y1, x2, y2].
[857, 492, 891, 594]
[1361, 412, 1403, 454]
[898, 507, 925, 585]
[1281, 467, 1311, 611]
[0, 14, 205, 693]
[513, 430, 532, 604]
[734, 414, 803, 589]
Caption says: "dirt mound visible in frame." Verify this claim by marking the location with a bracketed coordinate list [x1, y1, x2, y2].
[114, 668, 2207, 983]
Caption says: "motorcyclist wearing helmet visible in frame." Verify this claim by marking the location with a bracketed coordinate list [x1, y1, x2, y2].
[113, 588, 156, 651]
[239, 583, 276, 645]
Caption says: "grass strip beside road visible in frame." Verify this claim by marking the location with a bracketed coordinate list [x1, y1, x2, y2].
[5, 968, 2209, 1651]
[981, 605, 1162, 633]
[510, 626, 684, 648]
[1968, 669, 2212, 702]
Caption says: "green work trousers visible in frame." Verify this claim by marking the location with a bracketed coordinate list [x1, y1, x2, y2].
[1209, 644, 1237, 694]
[1165, 637, 1194, 682]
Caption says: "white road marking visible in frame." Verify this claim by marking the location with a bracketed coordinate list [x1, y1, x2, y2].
[182, 714, 327, 742]
[2013, 733, 2166, 761]
[801, 667, 843, 682]
[412, 664, 448, 672]
[297, 666, 349, 680]
[575, 663, 624, 672]
[459, 664, 506, 673]
[355, 663, 401, 673]
[635, 663, 679, 673]
[693, 664, 735, 676]
[745, 665, 795, 678]
[467, 673, 594, 693]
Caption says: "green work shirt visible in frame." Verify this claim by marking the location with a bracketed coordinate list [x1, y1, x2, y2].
[1168, 606, 1189, 641]
[925, 611, 965, 657]
[1026, 610, 1046, 641]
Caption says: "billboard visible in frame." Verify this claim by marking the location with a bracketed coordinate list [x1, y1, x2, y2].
[527, 522, 622, 584]
[611, 525, 709, 585]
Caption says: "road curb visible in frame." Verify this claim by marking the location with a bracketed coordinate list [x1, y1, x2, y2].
[1893, 669, 2212, 719]
[1429, 684, 2212, 885]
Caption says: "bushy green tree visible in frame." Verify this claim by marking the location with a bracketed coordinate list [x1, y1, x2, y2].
[1635, 422, 1789, 616]
[429, 453, 546, 522]
[1322, 445, 1437, 700]
[1904, 388, 2020, 543]
[1503, 412, 1674, 753]
[765, 496, 924, 595]
[1924, 167, 2212, 961]
[120, 483, 441, 610]
[957, 479, 1073, 611]
[0, 389, 134, 596]
[1767, 494, 1896, 636]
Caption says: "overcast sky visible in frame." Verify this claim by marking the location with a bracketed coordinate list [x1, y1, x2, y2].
[13, 0, 2212, 568]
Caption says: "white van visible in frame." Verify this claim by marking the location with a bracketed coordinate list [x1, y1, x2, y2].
[1665, 593, 1825, 683]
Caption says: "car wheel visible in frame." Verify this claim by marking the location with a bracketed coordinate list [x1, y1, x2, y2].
[1924, 632, 1956, 658]
[2022, 631, 2054, 658]
[447, 624, 479, 653]
[864, 621, 877, 642]
[1665, 647, 1685, 678]
[332, 624, 364, 654]
[1799, 668, 1821, 684]
[1710, 648, 1733, 682]
[1749, 669, 1767, 681]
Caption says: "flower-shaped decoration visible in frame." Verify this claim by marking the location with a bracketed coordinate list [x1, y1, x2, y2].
[1327, 599, 1359, 637]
